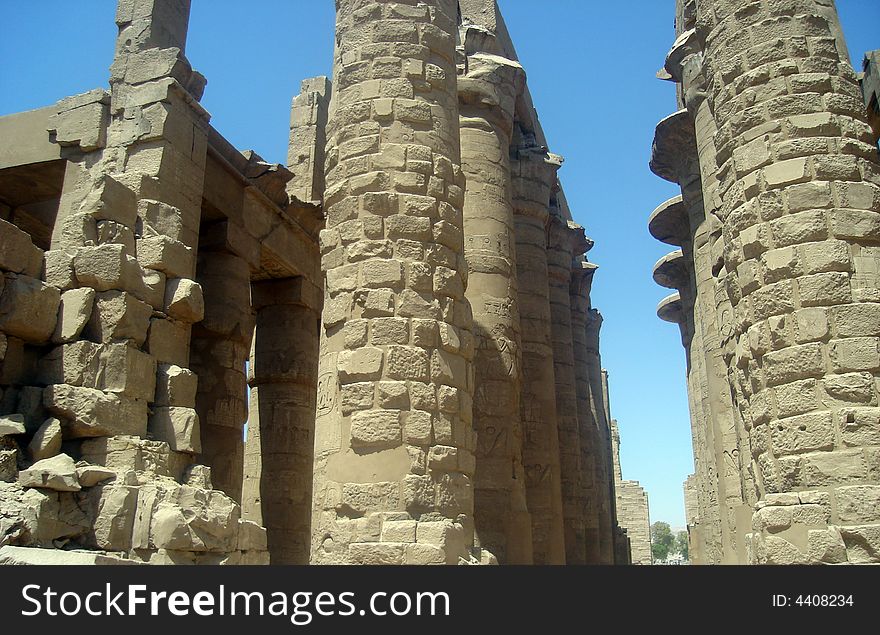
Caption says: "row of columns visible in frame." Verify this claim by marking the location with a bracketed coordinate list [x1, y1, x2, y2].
[652, 0, 880, 564]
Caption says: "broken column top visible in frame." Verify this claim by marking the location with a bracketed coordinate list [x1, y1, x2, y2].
[656, 292, 684, 324]
[115, 0, 191, 53]
[652, 250, 689, 290]
[649, 109, 698, 184]
[648, 195, 688, 246]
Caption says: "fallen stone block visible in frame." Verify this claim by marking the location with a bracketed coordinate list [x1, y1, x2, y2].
[183, 464, 212, 489]
[0, 414, 26, 437]
[164, 278, 204, 323]
[0, 219, 43, 278]
[80, 436, 187, 479]
[43, 384, 148, 438]
[0, 481, 89, 545]
[52, 287, 96, 343]
[27, 418, 62, 461]
[86, 484, 137, 550]
[155, 364, 198, 407]
[0, 545, 137, 565]
[148, 406, 201, 454]
[18, 453, 81, 492]
[0, 274, 60, 343]
[76, 463, 116, 487]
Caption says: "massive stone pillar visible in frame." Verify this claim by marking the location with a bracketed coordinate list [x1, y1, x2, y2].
[512, 146, 566, 564]
[190, 251, 253, 503]
[458, 37, 532, 564]
[570, 259, 602, 562]
[697, 0, 880, 563]
[547, 214, 589, 563]
[288, 77, 331, 205]
[242, 278, 320, 564]
[311, 0, 481, 565]
[584, 309, 614, 563]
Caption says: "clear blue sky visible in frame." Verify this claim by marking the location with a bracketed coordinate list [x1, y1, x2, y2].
[1, 0, 877, 528]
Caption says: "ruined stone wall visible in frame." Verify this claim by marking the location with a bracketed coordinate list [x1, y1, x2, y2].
[653, 0, 880, 564]
[1, 0, 622, 566]
[611, 421, 652, 565]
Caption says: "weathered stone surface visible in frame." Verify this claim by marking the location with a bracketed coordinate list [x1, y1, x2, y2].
[155, 363, 198, 407]
[43, 384, 148, 438]
[163, 277, 204, 323]
[27, 418, 62, 461]
[76, 463, 117, 487]
[52, 287, 96, 343]
[149, 406, 201, 454]
[0, 220, 43, 277]
[18, 453, 81, 492]
[0, 414, 26, 437]
[0, 545, 137, 565]
[0, 274, 60, 343]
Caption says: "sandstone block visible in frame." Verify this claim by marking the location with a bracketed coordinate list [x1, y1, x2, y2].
[337, 347, 383, 382]
[155, 364, 198, 407]
[18, 453, 81, 492]
[136, 235, 195, 279]
[183, 464, 212, 489]
[86, 290, 152, 345]
[164, 278, 204, 323]
[76, 463, 117, 487]
[43, 384, 147, 438]
[147, 317, 191, 366]
[27, 418, 62, 461]
[0, 414, 26, 437]
[52, 287, 96, 343]
[0, 274, 60, 343]
[0, 219, 43, 277]
[350, 409, 401, 450]
[43, 249, 76, 289]
[149, 406, 201, 454]
[88, 484, 136, 549]
[80, 435, 185, 478]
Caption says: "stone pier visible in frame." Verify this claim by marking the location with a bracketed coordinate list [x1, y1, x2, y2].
[458, 26, 532, 563]
[310, 0, 481, 566]
[512, 147, 566, 564]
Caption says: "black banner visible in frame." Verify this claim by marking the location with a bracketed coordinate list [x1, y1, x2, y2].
[0, 565, 873, 631]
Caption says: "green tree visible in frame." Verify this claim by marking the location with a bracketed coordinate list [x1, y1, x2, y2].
[651, 521, 675, 561]
[676, 530, 689, 560]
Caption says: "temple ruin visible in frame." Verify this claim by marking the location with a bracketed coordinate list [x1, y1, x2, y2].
[0, 0, 642, 565]
[651, 0, 880, 564]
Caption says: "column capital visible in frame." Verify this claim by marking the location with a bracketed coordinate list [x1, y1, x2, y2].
[649, 109, 699, 186]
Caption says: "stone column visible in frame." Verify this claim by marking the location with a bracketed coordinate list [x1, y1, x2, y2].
[698, 0, 880, 564]
[511, 146, 566, 564]
[666, 23, 754, 564]
[584, 309, 614, 563]
[288, 76, 331, 204]
[570, 259, 601, 562]
[242, 278, 320, 564]
[188, 251, 253, 503]
[311, 0, 480, 565]
[458, 42, 532, 564]
[547, 215, 589, 563]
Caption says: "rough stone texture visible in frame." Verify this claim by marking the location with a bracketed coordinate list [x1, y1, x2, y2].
[652, 0, 880, 564]
[611, 421, 652, 565]
[0, 0, 624, 567]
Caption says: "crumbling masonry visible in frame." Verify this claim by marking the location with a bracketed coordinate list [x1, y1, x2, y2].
[651, 0, 880, 564]
[0, 0, 636, 565]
